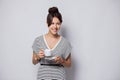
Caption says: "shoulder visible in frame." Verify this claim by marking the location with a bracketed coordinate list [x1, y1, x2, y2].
[61, 36, 72, 52]
[34, 35, 43, 42]
[61, 36, 71, 45]
[35, 35, 43, 39]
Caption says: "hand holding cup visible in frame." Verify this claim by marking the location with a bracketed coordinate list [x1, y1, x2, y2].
[44, 49, 51, 57]
[38, 49, 45, 59]
[54, 56, 64, 64]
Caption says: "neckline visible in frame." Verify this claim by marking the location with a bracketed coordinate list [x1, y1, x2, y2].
[43, 35, 62, 51]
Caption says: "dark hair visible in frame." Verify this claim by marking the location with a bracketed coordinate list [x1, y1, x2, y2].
[47, 7, 62, 26]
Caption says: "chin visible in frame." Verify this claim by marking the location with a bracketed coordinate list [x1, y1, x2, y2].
[52, 31, 58, 35]
[52, 33, 57, 35]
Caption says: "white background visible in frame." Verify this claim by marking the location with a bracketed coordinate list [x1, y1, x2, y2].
[0, 0, 120, 80]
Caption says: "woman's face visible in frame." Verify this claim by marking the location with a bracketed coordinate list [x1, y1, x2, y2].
[48, 17, 61, 35]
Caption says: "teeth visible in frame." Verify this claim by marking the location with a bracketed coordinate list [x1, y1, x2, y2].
[53, 30, 57, 32]
[52, 29, 57, 32]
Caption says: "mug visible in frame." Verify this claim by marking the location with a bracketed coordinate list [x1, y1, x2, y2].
[44, 49, 51, 57]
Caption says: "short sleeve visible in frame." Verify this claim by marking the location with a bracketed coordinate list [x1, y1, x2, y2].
[63, 41, 72, 59]
[32, 37, 40, 54]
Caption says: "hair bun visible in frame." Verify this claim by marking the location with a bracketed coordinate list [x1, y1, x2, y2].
[48, 7, 59, 14]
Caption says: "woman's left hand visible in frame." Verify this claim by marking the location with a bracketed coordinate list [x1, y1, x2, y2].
[54, 56, 64, 64]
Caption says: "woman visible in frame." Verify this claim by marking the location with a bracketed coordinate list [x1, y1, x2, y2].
[32, 7, 72, 80]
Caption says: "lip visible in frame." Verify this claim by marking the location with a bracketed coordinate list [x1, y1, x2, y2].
[52, 29, 57, 32]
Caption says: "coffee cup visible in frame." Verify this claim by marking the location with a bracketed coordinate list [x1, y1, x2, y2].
[44, 49, 51, 57]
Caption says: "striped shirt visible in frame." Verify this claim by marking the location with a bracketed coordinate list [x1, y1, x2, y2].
[32, 35, 72, 80]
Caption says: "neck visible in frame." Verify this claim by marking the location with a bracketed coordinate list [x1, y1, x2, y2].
[46, 32, 59, 38]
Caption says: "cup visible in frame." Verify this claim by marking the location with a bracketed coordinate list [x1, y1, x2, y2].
[44, 49, 51, 57]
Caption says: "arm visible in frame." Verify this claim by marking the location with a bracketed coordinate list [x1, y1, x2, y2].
[32, 50, 45, 65]
[55, 54, 71, 67]
[32, 51, 40, 65]
[62, 54, 71, 67]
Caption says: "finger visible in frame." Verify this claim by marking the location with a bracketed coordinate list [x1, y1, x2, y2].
[39, 55, 45, 58]
[55, 57, 59, 60]
[54, 58, 59, 62]
[39, 52, 44, 55]
[57, 57, 61, 61]
[39, 49, 44, 53]
[56, 56, 60, 60]
[40, 56, 44, 58]
[39, 52, 45, 56]
[40, 48, 44, 50]
[39, 51, 44, 53]
[55, 60, 59, 64]
[38, 53, 45, 58]
[40, 49, 44, 52]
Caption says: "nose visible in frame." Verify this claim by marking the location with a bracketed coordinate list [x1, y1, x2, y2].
[54, 23, 57, 28]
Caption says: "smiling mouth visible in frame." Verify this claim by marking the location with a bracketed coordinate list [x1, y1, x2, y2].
[53, 29, 57, 32]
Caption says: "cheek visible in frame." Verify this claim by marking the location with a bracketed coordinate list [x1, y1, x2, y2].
[57, 25, 61, 30]
[48, 25, 53, 29]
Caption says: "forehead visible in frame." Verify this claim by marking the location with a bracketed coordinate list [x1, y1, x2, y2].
[52, 17, 60, 23]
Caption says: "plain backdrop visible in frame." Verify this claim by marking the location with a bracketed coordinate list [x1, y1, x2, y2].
[0, 0, 120, 80]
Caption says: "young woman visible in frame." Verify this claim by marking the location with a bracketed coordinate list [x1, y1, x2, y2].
[32, 7, 72, 80]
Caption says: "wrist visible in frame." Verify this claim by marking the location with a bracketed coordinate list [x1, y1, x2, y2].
[61, 59, 65, 64]
[37, 57, 41, 61]
[35, 54, 41, 61]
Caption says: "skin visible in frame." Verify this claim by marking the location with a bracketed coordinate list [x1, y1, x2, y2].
[32, 17, 71, 67]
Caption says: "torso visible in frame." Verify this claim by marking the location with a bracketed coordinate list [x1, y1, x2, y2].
[44, 34, 61, 50]
[32, 34, 71, 80]
[33, 34, 71, 64]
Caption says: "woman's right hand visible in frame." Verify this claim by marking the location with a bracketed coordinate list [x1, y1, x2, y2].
[37, 49, 45, 59]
